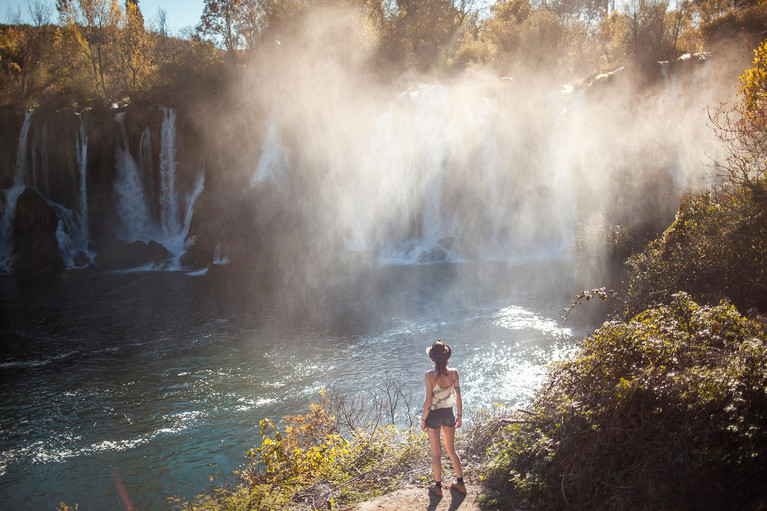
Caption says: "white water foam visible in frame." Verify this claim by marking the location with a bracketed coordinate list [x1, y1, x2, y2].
[0, 410, 205, 475]
[0, 351, 78, 369]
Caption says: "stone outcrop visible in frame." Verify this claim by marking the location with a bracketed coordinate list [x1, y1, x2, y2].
[96, 238, 171, 270]
[12, 187, 64, 273]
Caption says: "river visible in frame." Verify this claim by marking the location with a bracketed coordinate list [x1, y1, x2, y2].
[0, 259, 594, 510]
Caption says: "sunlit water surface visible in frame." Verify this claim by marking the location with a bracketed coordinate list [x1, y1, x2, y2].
[0, 261, 595, 510]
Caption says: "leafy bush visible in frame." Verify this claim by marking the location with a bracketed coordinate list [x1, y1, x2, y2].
[624, 192, 767, 318]
[483, 293, 767, 510]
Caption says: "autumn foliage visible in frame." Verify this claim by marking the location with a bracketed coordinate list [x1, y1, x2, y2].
[3, 0, 766, 110]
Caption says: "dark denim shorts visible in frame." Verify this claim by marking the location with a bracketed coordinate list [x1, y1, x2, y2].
[425, 407, 456, 429]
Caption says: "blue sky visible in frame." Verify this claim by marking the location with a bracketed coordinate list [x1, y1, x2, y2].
[2, 0, 504, 35]
[2, 0, 206, 34]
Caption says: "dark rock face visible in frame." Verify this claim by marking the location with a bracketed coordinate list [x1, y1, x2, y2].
[96, 238, 171, 270]
[12, 187, 64, 273]
[96, 239, 170, 270]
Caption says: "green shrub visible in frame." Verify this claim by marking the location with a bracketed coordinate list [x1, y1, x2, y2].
[483, 293, 767, 510]
[624, 192, 767, 318]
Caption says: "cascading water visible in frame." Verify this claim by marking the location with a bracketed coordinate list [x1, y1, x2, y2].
[478, 97, 507, 259]
[53, 114, 96, 268]
[76, 114, 89, 245]
[114, 112, 153, 243]
[334, 82, 577, 265]
[0, 111, 34, 271]
[343, 105, 404, 255]
[374, 84, 459, 264]
[159, 107, 180, 242]
[0, 187, 24, 272]
[13, 110, 33, 186]
[157, 106, 205, 263]
[172, 171, 205, 267]
[2, 110, 95, 271]
[113, 107, 204, 267]
[339, 85, 462, 264]
[251, 109, 289, 187]
[410, 85, 449, 242]
[139, 127, 154, 208]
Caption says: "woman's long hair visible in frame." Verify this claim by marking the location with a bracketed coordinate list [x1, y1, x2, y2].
[435, 359, 449, 377]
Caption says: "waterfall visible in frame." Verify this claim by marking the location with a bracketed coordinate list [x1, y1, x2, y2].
[1, 110, 97, 272]
[539, 89, 576, 257]
[335, 81, 587, 265]
[31, 115, 94, 269]
[0, 111, 35, 271]
[213, 242, 229, 265]
[76, 114, 89, 244]
[412, 85, 448, 243]
[169, 171, 205, 267]
[31, 140, 38, 190]
[251, 109, 289, 187]
[52, 202, 92, 268]
[0, 187, 24, 272]
[114, 112, 153, 242]
[159, 107, 180, 241]
[345, 106, 404, 254]
[112, 107, 204, 267]
[13, 110, 33, 186]
[343, 85, 463, 264]
[659, 54, 710, 189]
[478, 98, 505, 258]
[158, 106, 205, 263]
[56, 113, 97, 267]
[139, 127, 154, 209]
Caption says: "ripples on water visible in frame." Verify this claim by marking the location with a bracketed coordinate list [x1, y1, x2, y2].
[0, 261, 595, 510]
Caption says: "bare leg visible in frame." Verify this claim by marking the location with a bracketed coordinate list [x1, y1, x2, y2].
[441, 425, 463, 479]
[427, 426, 443, 483]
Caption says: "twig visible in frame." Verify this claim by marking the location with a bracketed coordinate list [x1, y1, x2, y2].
[562, 288, 618, 322]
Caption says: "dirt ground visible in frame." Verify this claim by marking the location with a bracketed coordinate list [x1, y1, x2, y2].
[342, 485, 483, 511]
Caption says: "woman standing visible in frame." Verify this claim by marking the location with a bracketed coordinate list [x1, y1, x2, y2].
[421, 340, 466, 497]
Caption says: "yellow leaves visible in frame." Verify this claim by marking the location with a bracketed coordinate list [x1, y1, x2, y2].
[251, 394, 358, 490]
[739, 41, 767, 122]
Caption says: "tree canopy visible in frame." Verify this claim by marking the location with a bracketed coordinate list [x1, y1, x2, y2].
[1, 0, 765, 108]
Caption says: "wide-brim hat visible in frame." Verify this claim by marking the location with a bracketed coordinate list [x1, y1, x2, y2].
[426, 340, 451, 362]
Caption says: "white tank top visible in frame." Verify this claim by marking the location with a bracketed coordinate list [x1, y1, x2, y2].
[430, 372, 456, 410]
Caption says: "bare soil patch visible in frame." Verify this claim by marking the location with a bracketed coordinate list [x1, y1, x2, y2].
[342, 484, 482, 511]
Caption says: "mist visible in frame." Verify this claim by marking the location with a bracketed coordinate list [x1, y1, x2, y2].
[182, 5, 750, 311]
